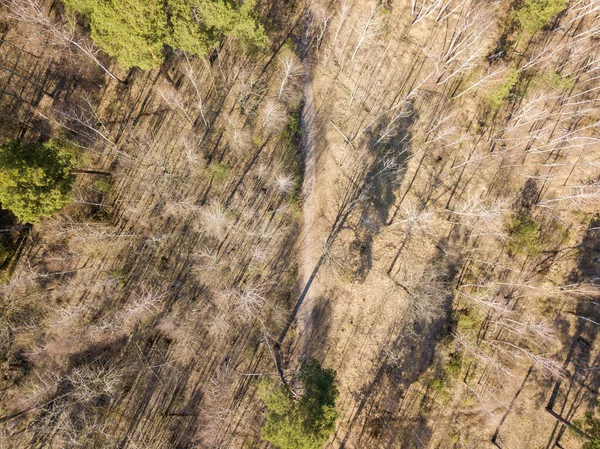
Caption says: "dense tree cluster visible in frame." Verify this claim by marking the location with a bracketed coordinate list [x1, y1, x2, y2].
[62, 0, 267, 69]
[512, 0, 567, 33]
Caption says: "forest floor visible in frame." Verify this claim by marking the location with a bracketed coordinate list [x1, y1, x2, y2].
[1, 0, 600, 448]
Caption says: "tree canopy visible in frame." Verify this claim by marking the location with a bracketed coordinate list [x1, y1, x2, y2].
[0, 139, 75, 223]
[512, 0, 567, 34]
[258, 360, 339, 449]
[62, 0, 267, 69]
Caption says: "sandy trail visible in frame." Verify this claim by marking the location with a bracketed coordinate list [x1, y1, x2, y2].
[274, 17, 325, 369]
[297, 68, 319, 353]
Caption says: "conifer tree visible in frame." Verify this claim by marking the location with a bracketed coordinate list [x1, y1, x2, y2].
[0, 140, 75, 223]
[62, 0, 267, 69]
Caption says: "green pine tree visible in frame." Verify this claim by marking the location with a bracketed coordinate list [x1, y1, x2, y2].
[512, 0, 567, 34]
[0, 139, 76, 223]
[62, 0, 267, 70]
[258, 360, 339, 449]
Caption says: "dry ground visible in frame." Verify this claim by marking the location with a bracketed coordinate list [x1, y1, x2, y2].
[1, 0, 600, 448]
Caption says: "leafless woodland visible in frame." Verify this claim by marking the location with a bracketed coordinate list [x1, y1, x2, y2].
[0, 0, 600, 448]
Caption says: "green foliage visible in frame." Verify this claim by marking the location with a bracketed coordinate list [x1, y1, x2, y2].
[512, 0, 567, 34]
[445, 352, 462, 378]
[62, 0, 267, 69]
[283, 110, 302, 148]
[456, 309, 477, 332]
[573, 413, 600, 448]
[429, 377, 444, 391]
[93, 177, 112, 194]
[535, 71, 574, 91]
[0, 139, 75, 223]
[259, 360, 339, 449]
[252, 135, 265, 147]
[209, 162, 229, 181]
[0, 245, 10, 266]
[282, 109, 302, 201]
[507, 213, 541, 256]
[486, 69, 520, 111]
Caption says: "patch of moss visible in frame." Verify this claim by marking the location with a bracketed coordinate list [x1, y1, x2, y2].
[534, 71, 574, 91]
[507, 213, 542, 256]
[252, 135, 265, 147]
[209, 162, 229, 181]
[446, 352, 463, 378]
[456, 310, 478, 332]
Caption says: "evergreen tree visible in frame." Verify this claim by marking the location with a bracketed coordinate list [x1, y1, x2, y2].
[0, 140, 75, 223]
[258, 360, 339, 449]
[62, 0, 267, 70]
[512, 0, 567, 34]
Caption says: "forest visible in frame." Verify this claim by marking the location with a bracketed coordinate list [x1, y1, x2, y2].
[0, 0, 599, 448]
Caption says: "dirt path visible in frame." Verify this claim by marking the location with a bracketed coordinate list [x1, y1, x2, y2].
[274, 22, 324, 363]
[297, 67, 320, 354]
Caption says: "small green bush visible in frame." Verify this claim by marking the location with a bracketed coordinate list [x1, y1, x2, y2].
[486, 69, 520, 111]
[535, 71, 574, 91]
[429, 377, 444, 392]
[209, 162, 229, 181]
[252, 135, 265, 147]
[456, 310, 477, 332]
[93, 178, 113, 194]
[0, 245, 11, 266]
[512, 0, 567, 34]
[446, 352, 462, 378]
[259, 360, 339, 449]
[285, 111, 302, 144]
[507, 214, 541, 256]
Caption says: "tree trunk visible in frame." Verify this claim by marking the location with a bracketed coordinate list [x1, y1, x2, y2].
[71, 168, 111, 177]
[159, 63, 175, 85]
[0, 225, 31, 233]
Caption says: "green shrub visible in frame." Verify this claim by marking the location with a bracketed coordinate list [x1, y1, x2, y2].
[209, 162, 229, 181]
[446, 352, 462, 378]
[535, 71, 574, 91]
[93, 178, 113, 194]
[252, 135, 265, 147]
[285, 110, 302, 144]
[456, 310, 477, 332]
[486, 69, 520, 111]
[0, 245, 11, 266]
[512, 0, 567, 34]
[507, 214, 541, 256]
[430, 377, 444, 392]
[259, 360, 339, 449]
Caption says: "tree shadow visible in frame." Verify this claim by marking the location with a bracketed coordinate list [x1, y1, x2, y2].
[297, 295, 333, 362]
[542, 217, 600, 448]
[336, 239, 460, 448]
[350, 103, 417, 281]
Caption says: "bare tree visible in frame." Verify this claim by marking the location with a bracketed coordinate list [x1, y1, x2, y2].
[4, 0, 124, 82]
[351, 7, 383, 61]
[261, 100, 288, 133]
[537, 180, 600, 207]
[182, 55, 210, 128]
[201, 200, 231, 240]
[277, 54, 302, 102]
[158, 85, 195, 126]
